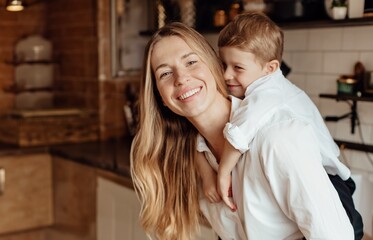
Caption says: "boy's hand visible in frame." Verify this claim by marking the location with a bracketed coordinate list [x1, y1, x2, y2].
[203, 180, 221, 203]
[202, 170, 221, 203]
[217, 171, 237, 211]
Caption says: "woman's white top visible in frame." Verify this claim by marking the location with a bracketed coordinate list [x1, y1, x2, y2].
[197, 71, 354, 239]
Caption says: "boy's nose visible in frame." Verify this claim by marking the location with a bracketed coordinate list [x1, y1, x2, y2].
[223, 69, 234, 81]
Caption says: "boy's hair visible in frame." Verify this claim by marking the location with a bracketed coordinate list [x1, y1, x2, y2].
[218, 11, 284, 67]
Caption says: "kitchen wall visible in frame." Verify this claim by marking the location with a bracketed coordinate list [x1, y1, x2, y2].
[0, 3, 46, 115]
[283, 27, 373, 235]
[46, 0, 99, 110]
[283, 26, 373, 174]
[0, 0, 98, 112]
[0, 0, 133, 140]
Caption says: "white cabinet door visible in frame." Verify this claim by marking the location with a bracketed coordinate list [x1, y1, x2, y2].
[97, 177, 218, 240]
[97, 177, 148, 240]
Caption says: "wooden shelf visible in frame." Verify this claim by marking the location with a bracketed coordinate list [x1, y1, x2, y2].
[319, 93, 373, 102]
[278, 16, 373, 30]
[5, 60, 59, 66]
[139, 16, 373, 36]
[335, 139, 373, 153]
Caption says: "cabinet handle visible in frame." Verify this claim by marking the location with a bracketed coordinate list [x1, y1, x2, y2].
[0, 168, 5, 195]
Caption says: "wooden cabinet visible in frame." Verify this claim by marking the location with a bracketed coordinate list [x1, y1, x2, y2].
[0, 153, 53, 235]
[0, 153, 218, 239]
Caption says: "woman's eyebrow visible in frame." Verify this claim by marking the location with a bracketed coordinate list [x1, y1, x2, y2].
[181, 52, 197, 59]
[154, 52, 197, 72]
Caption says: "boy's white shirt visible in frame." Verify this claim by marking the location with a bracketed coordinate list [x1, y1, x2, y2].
[223, 69, 350, 180]
[198, 122, 354, 239]
[197, 69, 354, 239]
[197, 112, 354, 240]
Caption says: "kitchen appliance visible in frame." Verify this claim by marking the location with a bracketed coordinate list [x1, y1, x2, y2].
[337, 76, 358, 96]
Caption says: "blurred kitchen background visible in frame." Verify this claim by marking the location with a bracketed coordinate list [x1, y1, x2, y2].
[0, 0, 373, 239]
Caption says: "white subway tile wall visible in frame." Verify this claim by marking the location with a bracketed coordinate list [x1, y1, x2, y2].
[283, 26, 373, 174]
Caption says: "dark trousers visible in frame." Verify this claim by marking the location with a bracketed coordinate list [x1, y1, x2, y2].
[329, 174, 364, 240]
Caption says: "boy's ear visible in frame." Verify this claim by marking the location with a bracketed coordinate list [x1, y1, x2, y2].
[266, 60, 280, 74]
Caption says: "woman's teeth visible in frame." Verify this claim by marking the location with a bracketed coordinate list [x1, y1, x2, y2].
[178, 88, 201, 100]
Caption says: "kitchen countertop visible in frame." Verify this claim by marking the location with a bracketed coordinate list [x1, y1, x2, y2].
[0, 137, 134, 179]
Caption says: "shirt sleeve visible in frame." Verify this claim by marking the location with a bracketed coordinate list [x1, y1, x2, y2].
[224, 93, 282, 153]
[223, 122, 248, 153]
[256, 119, 354, 240]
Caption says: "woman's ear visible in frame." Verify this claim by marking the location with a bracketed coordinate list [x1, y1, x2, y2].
[265, 60, 280, 74]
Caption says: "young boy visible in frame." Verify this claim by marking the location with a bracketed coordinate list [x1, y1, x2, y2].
[197, 11, 364, 239]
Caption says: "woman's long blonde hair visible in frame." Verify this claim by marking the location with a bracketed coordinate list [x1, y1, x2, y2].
[130, 22, 227, 240]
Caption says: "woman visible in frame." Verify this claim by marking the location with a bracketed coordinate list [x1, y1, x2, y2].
[130, 22, 353, 240]
[130, 22, 231, 240]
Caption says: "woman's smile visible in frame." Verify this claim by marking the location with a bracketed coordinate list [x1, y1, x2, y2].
[177, 86, 202, 101]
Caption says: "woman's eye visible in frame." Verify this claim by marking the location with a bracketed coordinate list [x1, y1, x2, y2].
[186, 60, 197, 66]
[159, 71, 172, 79]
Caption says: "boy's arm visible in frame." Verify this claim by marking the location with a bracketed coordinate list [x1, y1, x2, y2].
[195, 152, 221, 203]
[219, 140, 242, 176]
[217, 140, 241, 211]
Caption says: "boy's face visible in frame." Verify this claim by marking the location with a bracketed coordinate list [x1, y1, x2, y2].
[219, 46, 268, 97]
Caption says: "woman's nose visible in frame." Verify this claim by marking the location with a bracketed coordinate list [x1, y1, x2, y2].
[174, 69, 189, 85]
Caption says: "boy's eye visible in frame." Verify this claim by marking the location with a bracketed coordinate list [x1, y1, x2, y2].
[234, 65, 244, 70]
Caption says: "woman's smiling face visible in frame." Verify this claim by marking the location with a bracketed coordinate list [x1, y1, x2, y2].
[151, 36, 218, 118]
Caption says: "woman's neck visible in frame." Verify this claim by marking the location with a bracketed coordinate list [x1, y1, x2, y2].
[189, 95, 231, 159]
